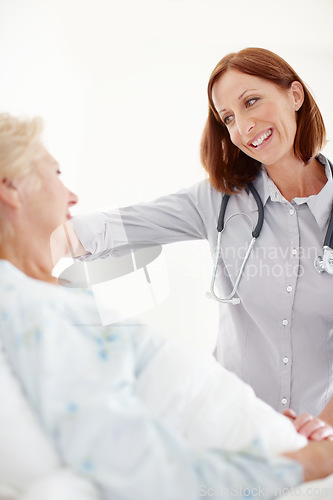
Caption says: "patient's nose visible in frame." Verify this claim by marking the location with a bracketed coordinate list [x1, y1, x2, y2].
[68, 189, 78, 207]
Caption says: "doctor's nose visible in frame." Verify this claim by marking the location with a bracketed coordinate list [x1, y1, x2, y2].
[235, 115, 255, 136]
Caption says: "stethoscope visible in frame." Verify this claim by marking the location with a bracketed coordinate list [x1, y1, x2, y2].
[210, 160, 333, 305]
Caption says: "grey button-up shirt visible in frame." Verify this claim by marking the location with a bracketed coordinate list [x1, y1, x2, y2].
[73, 154, 333, 415]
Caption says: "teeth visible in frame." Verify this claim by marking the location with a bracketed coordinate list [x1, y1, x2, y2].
[252, 129, 272, 147]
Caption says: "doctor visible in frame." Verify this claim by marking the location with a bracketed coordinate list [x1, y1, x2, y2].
[64, 48, 333, 424]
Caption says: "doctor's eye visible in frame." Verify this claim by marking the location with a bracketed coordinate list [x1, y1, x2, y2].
[245, 98, 259, 107]
[223, 115, 233, 126]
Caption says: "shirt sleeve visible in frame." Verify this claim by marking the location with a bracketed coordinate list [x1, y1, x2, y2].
[2, 307, 303, 500]
[72, 183, 211, 259]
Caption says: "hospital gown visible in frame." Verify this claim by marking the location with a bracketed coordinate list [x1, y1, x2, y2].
[0, 259, 305, 499]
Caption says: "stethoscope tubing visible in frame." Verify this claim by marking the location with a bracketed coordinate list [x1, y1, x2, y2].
[211, 162, 333, 304]
[325, 160, 333, 248]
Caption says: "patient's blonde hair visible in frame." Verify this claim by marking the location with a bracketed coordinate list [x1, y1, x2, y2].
[0, 113, 43, 242]
[0, 113, 43, 179]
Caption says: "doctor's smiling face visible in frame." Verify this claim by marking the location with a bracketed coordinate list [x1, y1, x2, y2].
[211, 69, 304, 168]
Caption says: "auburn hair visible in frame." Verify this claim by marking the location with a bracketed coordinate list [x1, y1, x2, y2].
[200, 47, 326, 194]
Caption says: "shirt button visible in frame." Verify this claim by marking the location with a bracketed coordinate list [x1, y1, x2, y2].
[289, 208, 295, 215]
[282, 319, 288, 326]
[281, 398, 288, 405]
[291, 248, 297, 256]
[283, 357, 289, 364]
[286, 286, 292, 292]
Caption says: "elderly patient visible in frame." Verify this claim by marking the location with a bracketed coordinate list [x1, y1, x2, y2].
[1, 113, 333, 500]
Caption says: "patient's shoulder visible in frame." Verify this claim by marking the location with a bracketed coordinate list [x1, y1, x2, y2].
[0, 259, 100, 336]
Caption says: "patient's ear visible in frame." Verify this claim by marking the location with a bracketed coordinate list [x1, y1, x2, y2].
[0, 179, 20, 208]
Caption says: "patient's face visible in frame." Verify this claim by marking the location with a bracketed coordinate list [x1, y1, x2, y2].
[19, 143, 78, 235]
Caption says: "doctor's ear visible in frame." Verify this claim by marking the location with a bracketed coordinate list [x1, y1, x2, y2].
[0, 178, 20, 208]
[290, 81, 304, 111]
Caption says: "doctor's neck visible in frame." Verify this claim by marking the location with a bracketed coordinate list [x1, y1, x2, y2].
[263, 155, 327, 202]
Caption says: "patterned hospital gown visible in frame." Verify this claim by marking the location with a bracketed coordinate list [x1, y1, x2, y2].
[0, 260, 303, 499]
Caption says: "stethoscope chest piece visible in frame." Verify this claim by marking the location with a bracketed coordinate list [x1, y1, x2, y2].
[314, 246, 333, 275]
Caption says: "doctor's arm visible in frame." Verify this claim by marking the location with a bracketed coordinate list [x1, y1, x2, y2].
[51, 185, 210, 263]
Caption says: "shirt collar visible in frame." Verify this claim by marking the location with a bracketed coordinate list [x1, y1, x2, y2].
[248, 154, 333, 230]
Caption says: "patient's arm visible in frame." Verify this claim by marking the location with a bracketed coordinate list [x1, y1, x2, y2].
[283, 409, 333, 441]
[285, 440, 333, 482]
[1, 296, 304, 500]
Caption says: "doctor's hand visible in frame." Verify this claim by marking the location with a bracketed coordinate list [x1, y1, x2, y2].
[283, 409, 333, 442]
[50, 221, 89, 265]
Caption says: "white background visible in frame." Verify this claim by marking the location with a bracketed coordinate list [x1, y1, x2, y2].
[1, 0, 332, 352]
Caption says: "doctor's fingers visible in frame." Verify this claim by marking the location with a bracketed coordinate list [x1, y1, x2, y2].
[292, 412, 315, 431]
[296, 415, 333, 441]
[309, 425, 333, 441]
[283, 408, 297, 420]
[283, 410, 333, 440]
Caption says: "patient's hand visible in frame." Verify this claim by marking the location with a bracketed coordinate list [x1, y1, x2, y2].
[283, 409, 333, 441]
[285, 440, 333, 482]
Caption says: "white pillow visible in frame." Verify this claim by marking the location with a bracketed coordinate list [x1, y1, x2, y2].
[0, 343, 99, 500]
[137, 340, 307, 455]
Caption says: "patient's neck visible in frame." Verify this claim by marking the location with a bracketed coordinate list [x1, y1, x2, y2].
[0, 236, 58, 284]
